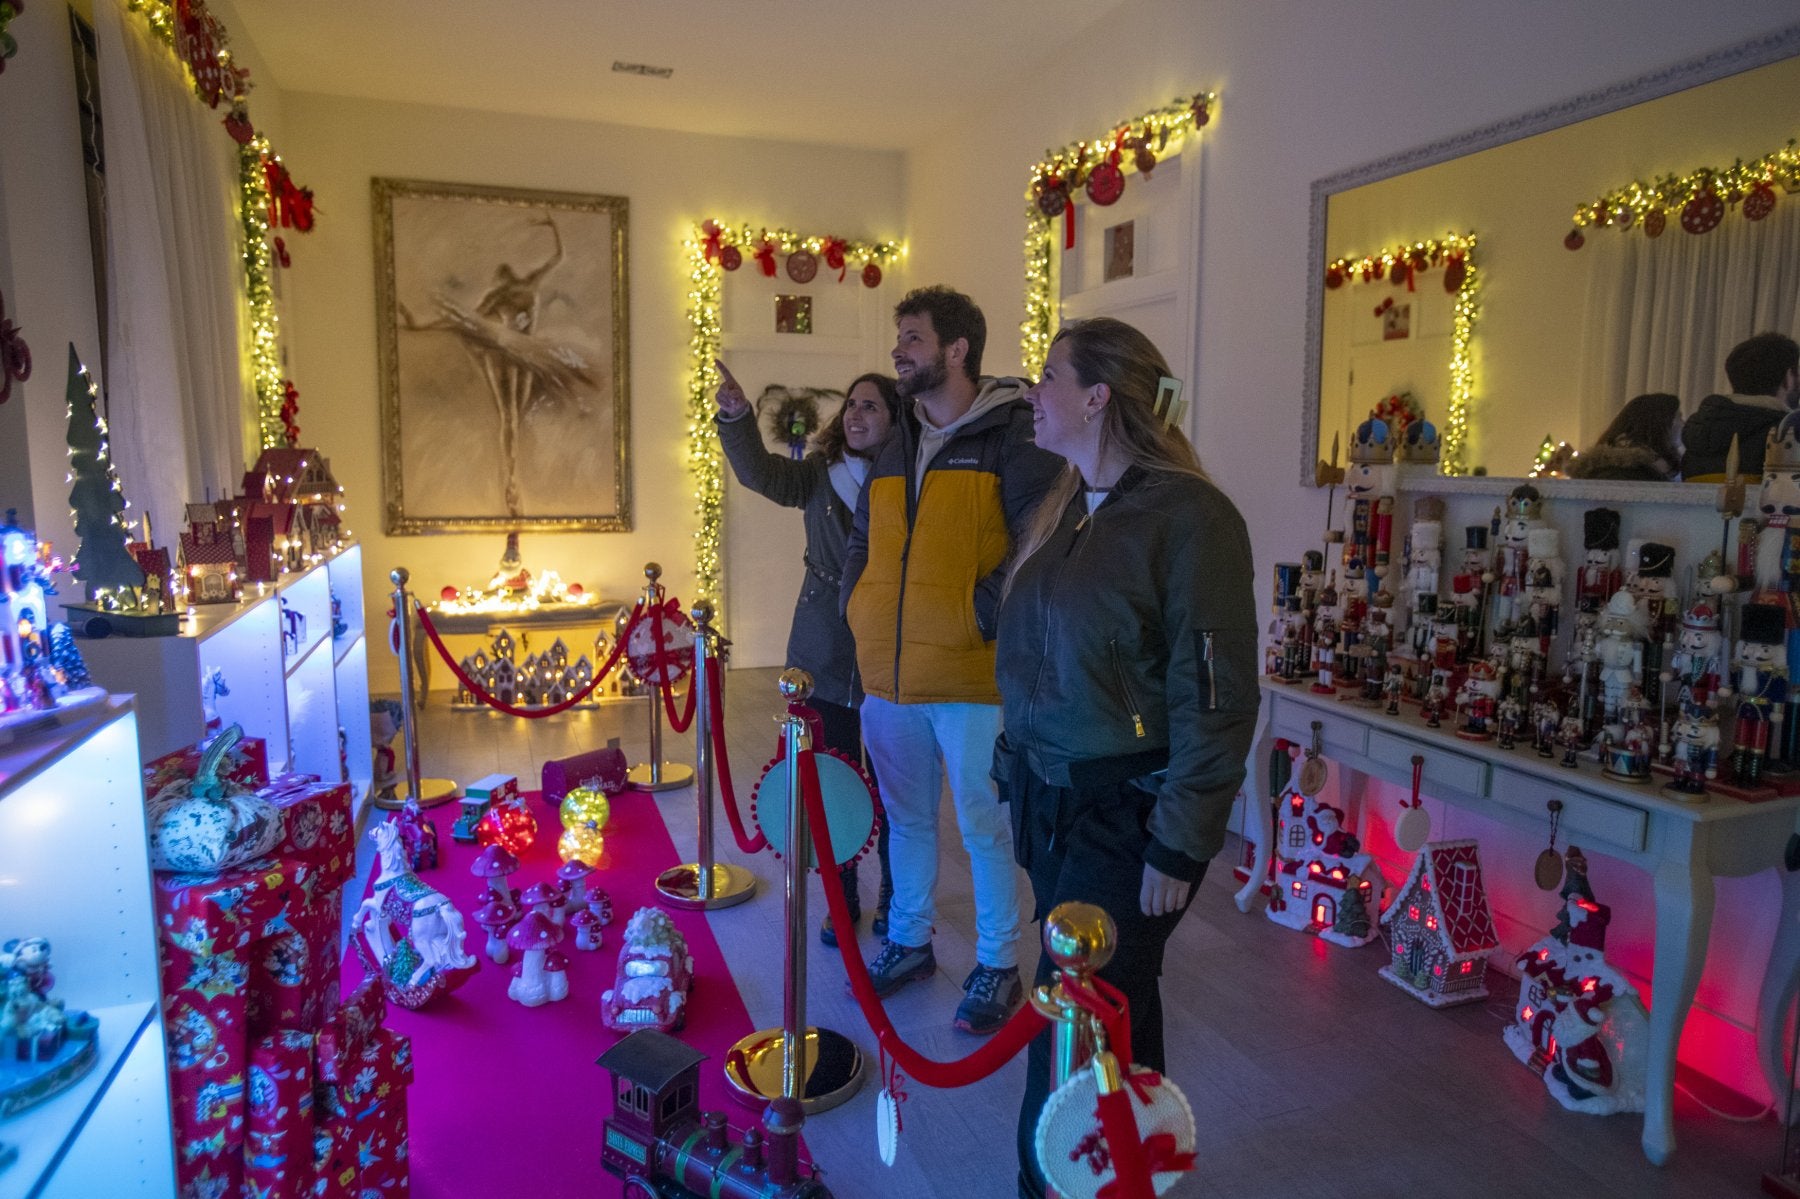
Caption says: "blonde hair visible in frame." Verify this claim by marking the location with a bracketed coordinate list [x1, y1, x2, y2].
[1005, 318, 1207, 593]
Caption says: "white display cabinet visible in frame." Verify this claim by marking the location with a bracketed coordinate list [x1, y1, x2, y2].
[75, 542, 374, 817]
[0, 701, 175, 1199]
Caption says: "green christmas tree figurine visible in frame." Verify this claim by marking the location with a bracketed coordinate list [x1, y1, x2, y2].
[64, 345, 143, 607]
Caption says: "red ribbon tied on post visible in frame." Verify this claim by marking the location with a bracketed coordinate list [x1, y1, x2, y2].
[754, 239, 779, 278]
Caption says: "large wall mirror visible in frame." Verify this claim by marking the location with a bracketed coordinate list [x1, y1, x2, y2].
[1303, 26, 1800, 485]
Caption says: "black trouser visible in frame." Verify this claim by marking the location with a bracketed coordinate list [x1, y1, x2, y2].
[812, 697, 893, 902]
[1003, 766, 1203, 1199]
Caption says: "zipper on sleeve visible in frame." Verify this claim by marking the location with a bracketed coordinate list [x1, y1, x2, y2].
[1203, 631, 1217, 711]
[1109, 638, 1147, 739]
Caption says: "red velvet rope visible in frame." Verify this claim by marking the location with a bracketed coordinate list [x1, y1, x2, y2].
[413, 601, 635, 719]
[704, 655, 767, 855]
[799, 745, 1048, 1087]
[649, 601, 699, 733]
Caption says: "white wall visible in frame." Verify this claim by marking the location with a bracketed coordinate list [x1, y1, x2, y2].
[906, 0, 1799, 1103]
[276, 93, 904, 692]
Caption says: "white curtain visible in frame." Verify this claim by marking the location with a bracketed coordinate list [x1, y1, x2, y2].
[1579, 199, 1800, 433]
[94, 0, 248, 548]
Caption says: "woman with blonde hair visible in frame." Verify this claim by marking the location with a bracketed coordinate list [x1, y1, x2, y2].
[995, 318, 1259, 1198]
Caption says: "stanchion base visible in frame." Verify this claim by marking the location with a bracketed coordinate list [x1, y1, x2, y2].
[375, 777, 462, 811]
[627, 762, 696, 792]
[656, 863, 757, 910]
[723, 1026, 864, 1115]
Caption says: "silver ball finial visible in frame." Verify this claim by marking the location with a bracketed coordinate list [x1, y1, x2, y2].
[691, 598, 716, 624]
[390, 567, 410, 587]
[776, 668, 814, 701]
[644, 562, 663, 582]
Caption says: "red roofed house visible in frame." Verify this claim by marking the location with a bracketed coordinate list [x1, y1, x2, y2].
[1378, 838, 1498, 1007]
[1264, 780, 1385, 948]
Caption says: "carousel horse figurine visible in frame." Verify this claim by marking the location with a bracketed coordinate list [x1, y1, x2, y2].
[353, 820, 476, 1008]
[200, 667, 229, 731]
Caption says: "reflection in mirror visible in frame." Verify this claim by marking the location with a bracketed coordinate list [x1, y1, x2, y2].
[1306, 28, 1800, 484]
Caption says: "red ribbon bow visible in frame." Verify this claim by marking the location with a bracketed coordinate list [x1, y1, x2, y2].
[754, 239, 778, 278]
[701, 220, 724, 263]
[821, 236, 847, 280]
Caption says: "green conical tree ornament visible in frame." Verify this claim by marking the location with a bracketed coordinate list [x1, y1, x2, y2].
[64, 345, 144, 605]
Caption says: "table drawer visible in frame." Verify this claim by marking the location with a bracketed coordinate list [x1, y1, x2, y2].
[1486, 770, 1647, 854]
[1366, 728, 1489, 798]
[1269, 703, 1367, 757]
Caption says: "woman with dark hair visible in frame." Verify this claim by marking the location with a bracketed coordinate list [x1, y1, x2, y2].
[1570, 392, 1684, 481]
[714, 363, 897, 944]
[995, 318, 1259, 1198]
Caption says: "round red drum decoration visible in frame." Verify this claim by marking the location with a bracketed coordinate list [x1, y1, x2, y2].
[786, 251, 818, 284]
[719, 245, 743, 271]
[1085, 160, 1125, 206]
[1681, 191, 1724, 235]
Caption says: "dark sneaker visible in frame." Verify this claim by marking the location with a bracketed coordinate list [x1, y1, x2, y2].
[859, 939, 935, 998]
[955, 964, 1022, 1035]
[821, 874, 861, 948]
[872, 879, 893, 937]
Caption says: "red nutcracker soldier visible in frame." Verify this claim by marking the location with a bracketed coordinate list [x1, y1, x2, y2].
[1451, 526, 1491, 661]
[1662, 599, 1727, 716]
[1576, 508, 1624, 628]
[1491, 484, 1544, 640]
[1731, 602, 1790, 786]
[1455, 660, 1502, 741]
[1343, 415, 1396, 592]
[1310, 604, 1340, 695]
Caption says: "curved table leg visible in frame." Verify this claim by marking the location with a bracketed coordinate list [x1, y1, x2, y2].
[1759, 857, 1800, 1122]
[1643, 844, 1715, 1165]
[1234, 701, 1275, 914]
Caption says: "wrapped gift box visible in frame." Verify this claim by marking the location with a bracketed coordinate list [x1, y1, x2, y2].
[311, 980, 412, 1198]
[243, 1029, 319, 1199]
[259, 778, 355, 883]
[145, 733, 270, 796]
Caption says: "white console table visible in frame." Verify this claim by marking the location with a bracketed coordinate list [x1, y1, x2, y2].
[1246, 677, 1800, 1165]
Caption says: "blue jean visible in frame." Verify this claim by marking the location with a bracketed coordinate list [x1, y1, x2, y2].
[860, 695, 1020, 968]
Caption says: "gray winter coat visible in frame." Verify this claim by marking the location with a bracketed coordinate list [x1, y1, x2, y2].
[716, 411, 865, 708]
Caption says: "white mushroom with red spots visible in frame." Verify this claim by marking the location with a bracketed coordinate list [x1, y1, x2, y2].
[471, 845, 519, 906]
[570, 907, 603, 951]
[556, 860, 596, 913]
[589, 888, 614, 927]
[544, 951, 570, 1003]
[521, 881, 564, 927]
[505, 911, 566, 1007]
[473, 898, 522, 964]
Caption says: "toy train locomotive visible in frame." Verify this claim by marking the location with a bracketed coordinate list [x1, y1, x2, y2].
[598, 1030, 832, 1198]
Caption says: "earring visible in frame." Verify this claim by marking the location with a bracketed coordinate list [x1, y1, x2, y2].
[1083, 410, 1097, 425]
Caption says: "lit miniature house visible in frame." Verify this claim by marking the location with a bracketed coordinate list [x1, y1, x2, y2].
[179, 501, 240, 604]
[1264, 781, 1384, 948]
[1, 514, 51, 679]
[597, 1029, 705, 1179]
[1379, 839, 1498, 1007]
[1503, 848, 1648, 1115]
[252, 447, 345, 555]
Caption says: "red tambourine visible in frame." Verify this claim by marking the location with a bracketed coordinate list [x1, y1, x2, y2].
[622, 601, 695, 686]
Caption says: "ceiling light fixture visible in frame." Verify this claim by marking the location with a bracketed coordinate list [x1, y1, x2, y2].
[612, 61, 674, 79]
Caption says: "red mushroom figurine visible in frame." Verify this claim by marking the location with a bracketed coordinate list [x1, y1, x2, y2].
[556, 859, 596, 913]
[473, 897, 522, 964]
[471, 844, 520, 906]
[505, 911, 566, 1007]
[570, 907, 603, 951]
[589, 888, 614, 927]
[521, 881, 564, 927]
[544, 950, 570, 1003]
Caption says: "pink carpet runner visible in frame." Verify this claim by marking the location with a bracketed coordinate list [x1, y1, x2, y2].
[344, 790, 763, 1199]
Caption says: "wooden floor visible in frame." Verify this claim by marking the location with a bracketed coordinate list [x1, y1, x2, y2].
[369, 668, 1781, 1198]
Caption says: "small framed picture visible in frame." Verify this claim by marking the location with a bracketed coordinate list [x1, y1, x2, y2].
[1103, 220, 1135, 282]
[775, 294, 813, 334]
[1382, 301, 1412, 341]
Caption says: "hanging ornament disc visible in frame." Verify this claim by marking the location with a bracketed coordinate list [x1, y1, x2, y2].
[1643, 208, 1667, 238]
[1395, 805, 1431, 853]
[786, 250, 818, 284]
[1744, 184, 1777, 222]
[1681, 191, 1724, 235]
[1035, 1066, 1196, 1199]
[1297, 756, 1328, 797]
[876, 1088, 899, 1166]
[1086, 160, 1125, 206]
[861, 263, 883, 288]
[1534, 846, 1565, 891]
[719, 245, 743, 271]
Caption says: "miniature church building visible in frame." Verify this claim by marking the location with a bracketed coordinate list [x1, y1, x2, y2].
[1379, 839, 1499, 1007]
[1502, 848, 1649, 1115]
[1264, 771, 1385, 948]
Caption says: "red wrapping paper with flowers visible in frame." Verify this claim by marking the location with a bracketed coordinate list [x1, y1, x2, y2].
[243, 1028, 318, 1199]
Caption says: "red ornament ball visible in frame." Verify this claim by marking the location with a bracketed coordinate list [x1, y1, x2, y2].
[1035, 181, 1068, 218]
[440, 585, 459, 602]
[861, 263, 882, 288]
[1371, 259, 1386, 280]
[1643, 208, 1667, 239]
[1744, 184, 1777, 222]
[1563, 229, 1585, 251]
[477, 804, 538, 855]
[786, 251, 818, 284]
[1681, 191, 1724, 235]
[1086, 160, 1125, 206]
[567, 582, 584, 597]
[719, 245, 743, 271]
[1324, 265, 1346, 290]
[1443, 257, 1467, 293]
[824, 243, 846, 271]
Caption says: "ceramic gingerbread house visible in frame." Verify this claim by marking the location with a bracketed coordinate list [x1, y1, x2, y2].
[179, 501, 241, 604]
[1264, 777, 1385, 948]
[1378, 839, 1498, 1006]
[1502, 848, 1648, 1115]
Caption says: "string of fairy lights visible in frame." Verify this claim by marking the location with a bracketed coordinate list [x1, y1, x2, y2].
[125, 0, 300, 450]
[1323, 232, 1479, 477]
[683, 222, 905, 606]
[1020, 91, 1216, 377]
[1569, 136, 1799, 235]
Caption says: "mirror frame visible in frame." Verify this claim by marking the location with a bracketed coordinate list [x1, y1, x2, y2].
[1299, 22, 1800, 488]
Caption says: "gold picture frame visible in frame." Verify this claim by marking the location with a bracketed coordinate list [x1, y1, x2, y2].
[373, 177, 631, 533]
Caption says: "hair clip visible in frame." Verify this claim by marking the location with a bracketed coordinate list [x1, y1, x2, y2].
[1154, 376, 1188, 427]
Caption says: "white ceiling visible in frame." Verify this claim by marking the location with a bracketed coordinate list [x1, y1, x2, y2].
[228, 0, 1131, 152]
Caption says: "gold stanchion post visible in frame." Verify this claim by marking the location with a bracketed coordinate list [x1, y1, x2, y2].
[627, 562, 696, 792]
[381, 567, 458, 810]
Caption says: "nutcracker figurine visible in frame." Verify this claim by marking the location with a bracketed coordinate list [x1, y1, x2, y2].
[1451, 526, 1491, 661]
[1359, 594, 1395, 704]
[1668, 704, 1721, 798]
[1268, 562, 1303, 678]
[1628, 541, 1679, 706]
[1455, 660, 1502, 741]
[1534, 697, 1563, 758]
[1491, 484, 1545, 638]
[1496, 694, 1524, 750]
[1559, 710, 1587, 768]
[1749, 413, 1800, 594]
[1662, 599, 1727, 716]
[1524, 526, 1564, 654]
[1575, 508, 1624, 628]
[1383, 660, 1407, 715]
[1401, 498, 1445, 660]
[1599, 684, 1654, 784]
[1335, 573, 1369, 690]
[1343, 415, 1396, 594]
[1401, 415, 1442, 464]
[1595, 589, 1647, 727]
[1421, 671, 1452, 728]
[1311, 604, 1340, 695]
[1731, 602, 1790, 786]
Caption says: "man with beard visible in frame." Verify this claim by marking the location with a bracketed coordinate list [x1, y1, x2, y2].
[841, 286, 1061, 1033]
